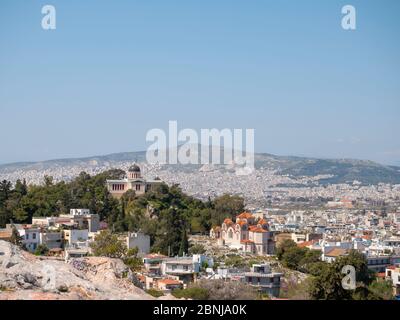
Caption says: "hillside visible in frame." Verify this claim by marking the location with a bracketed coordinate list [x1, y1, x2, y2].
[0, 240, 165, 300]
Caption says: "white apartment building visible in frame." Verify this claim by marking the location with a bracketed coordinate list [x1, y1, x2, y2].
[63, 229, 89, 246]
[386, 266, 400, 296]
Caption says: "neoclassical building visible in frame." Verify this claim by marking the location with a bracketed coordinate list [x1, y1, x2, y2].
[106, 164, 162, 198]
[210, 212, 275, 255]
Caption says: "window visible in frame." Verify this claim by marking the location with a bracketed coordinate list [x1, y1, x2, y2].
[33, 233, 36, 240]
[136, 184, 140, 191]
[113, 184, 125, 191]
[26, 233, 29, 240]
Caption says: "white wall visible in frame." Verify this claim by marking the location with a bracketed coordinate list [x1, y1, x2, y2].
[127, 232, 150, 255]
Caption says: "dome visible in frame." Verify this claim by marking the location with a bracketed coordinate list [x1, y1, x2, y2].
[128, 164, 141, 172]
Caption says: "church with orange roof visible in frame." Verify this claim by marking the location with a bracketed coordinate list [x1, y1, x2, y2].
[210, 211, 275, 255]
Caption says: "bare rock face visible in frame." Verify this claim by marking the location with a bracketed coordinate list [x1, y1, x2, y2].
[0, 240, 156, 300]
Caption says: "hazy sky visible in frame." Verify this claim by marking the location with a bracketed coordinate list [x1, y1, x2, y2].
[0, 0, 399, 165]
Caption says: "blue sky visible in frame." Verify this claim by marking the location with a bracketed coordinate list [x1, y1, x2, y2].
[0, 0, 399, 165]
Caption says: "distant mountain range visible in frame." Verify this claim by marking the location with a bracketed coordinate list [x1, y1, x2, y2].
[254, 153, 400, 185]
[1, 150, 400, 185]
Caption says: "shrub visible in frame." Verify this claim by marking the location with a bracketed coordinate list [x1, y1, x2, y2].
[172, 287, 209, 300]
[146, 288, 164, 298]
[90, 230, 126, 258]
[172, 280, 257, 300]
[189, 244, 206, 255]
[34, 244, 49, 256]
[57, 285, 69, 293]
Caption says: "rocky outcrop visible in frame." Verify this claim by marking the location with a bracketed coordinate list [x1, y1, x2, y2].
[0, 240, 164, 300]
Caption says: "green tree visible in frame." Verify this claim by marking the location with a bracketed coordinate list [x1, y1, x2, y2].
[189, 244, 206, 255]
[172, 287, 209, 300]
[34, 244, 49, 256]
[123, 247, 144, 272]
[9, 225, 23, 247]
[179, 230, 189, 256]
[281, 246, 307, 270]
[308, 250, 374, 300]
[0, 180, 12, 204]
[146, 288, 164, 298]
[367, 280, 393, 300]
[276, 239, 297, 260]
[44, 175, 54, 187]
[13, 208, 29, 223]
[14, 179, 28, 196]
[90, 230, 127, 258]
[211, 194, 244, 225]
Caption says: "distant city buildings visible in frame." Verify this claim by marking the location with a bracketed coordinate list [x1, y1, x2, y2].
[2, 161, 399, 211]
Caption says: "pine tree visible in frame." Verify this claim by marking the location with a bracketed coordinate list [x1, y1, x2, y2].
[14, 179, 28, 196]
[179, 230, 189, 256]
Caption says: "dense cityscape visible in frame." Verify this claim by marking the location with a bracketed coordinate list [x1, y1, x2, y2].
[1, 162, 400, 300]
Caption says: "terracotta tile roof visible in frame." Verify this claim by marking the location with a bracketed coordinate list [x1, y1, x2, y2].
[223, 218, 233, 225]
[250, 227, 267, 233]
[362, 235, 372, 240]
[137, 275, 146, 282]
[297, 240, 315, 248]
[158, 279, 182, 285]
[237, 212, 253, 219]
[258, 218, 268, 225]
[241, 240, 254, 244]
[325, 248, 349, 257]
[237, 221, 248, 226]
